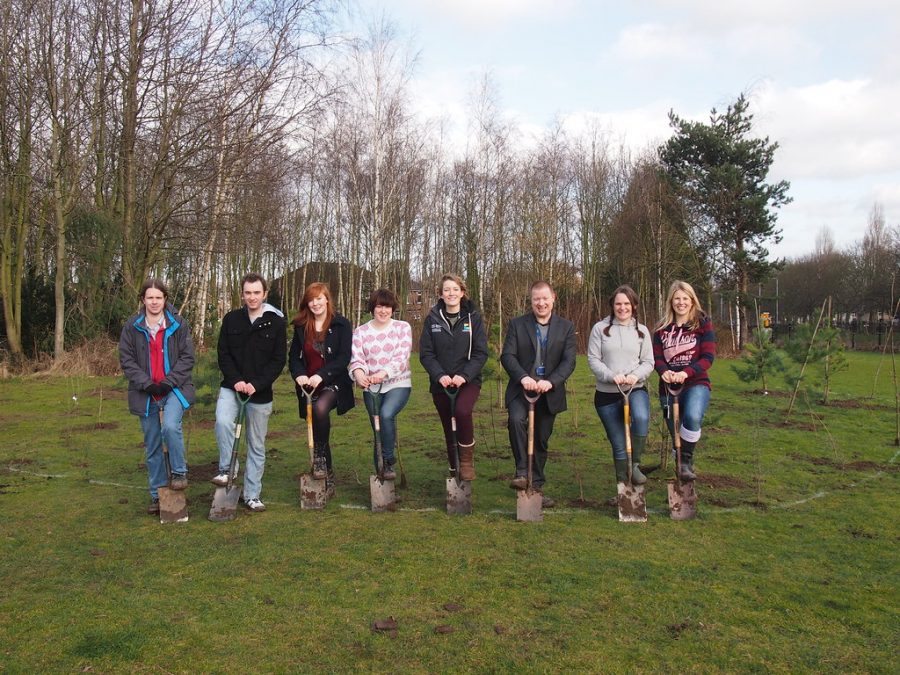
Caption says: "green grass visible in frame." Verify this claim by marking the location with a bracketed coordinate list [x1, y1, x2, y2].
[1, 353, 897, 673]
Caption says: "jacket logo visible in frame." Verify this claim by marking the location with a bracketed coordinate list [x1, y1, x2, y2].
[462, 323, 471, 332]
[431, 324, 442, 332]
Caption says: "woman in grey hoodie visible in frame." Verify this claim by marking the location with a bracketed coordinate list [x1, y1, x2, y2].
[587, 285, 654, 486]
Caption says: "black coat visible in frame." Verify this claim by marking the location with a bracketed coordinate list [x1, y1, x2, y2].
[288, 313, 355, 416]
[217, 305, 287, 404]
[419, 298, 489, 394]
[500, 312, 576, 415]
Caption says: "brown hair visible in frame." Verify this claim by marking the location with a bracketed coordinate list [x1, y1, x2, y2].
[292, 282, 334, 344]
[438, 273, 467, 299]
[139, 278, 168, 300]
[367, 288, 400, 314]
[241, 272, 268, 292]
[657, 280, 704, 331]
[603, 285, 645, 339]
[530, 280, 554, 295]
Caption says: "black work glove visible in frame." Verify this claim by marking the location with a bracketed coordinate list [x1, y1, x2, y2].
[146, 382, 173, 397]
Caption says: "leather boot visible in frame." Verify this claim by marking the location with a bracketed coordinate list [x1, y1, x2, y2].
[458, 442, 476, 480]
[312, 446, 327, 480]
[630, 436, 647, 485]
[679, 440, 697, 481]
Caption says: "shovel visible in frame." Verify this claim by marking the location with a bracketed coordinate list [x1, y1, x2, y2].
[616, 382, 647, 523]
[157, 408, 188, 524]
[299, 385, 327, 510]
[367, 383, 395, 512]
[208, 392, 250, 522]
[516, 391, 543, 522]
[444, 385, 472, 515]
[666, 383, 697, 521]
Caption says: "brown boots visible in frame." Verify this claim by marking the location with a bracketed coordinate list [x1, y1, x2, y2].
[458, 442, 476, 481]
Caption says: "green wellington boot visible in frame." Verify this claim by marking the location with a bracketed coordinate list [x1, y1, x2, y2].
[630, 436, 648, 485]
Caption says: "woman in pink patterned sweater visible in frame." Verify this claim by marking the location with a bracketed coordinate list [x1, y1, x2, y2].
[349, 288, 412, 478]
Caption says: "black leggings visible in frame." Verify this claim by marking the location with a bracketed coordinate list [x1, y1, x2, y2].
[297, 387, 338, 469]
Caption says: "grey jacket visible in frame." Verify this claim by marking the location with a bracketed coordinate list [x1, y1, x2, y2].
[587, 317, 654, 393]
[119, 304, 196, 416]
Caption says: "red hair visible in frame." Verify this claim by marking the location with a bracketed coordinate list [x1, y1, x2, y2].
[292, 282, 334, 343]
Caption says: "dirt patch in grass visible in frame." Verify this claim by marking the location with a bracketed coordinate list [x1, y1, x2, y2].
[266, 430, 297, 440]
[7, 458, 35, 465]
[566, 497, 608, 510]
[71, 421, 120, 432]
[706, 497, 737, 508]
[88, 387, 127, 400]
[190, 461, 221, 482]
[668, 619, 703, 639]
[698, 473, 751, 489]
[789, 453, 897, 473]
[773, 420, 818, 432]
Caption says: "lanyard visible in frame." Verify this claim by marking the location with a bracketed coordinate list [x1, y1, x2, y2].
[534, 322, 549, 367]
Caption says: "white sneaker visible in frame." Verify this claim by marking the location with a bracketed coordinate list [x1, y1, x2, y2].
[244, 497, 266, 512]
[210, 470, 237, 486]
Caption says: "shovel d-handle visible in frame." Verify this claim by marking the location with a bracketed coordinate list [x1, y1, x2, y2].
[616, 382, 636, 485]
[524, 391, 541, 491]
[300, 385, 316, 470]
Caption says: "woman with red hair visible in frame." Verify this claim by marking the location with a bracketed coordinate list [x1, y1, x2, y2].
[289, 282, 355, 490]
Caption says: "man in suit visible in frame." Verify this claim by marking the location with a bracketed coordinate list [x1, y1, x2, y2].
[501, 281, 577, 505]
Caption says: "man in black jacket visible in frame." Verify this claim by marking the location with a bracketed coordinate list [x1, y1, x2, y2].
[211, 273, 286, 512]
[501, 281, 576, 505]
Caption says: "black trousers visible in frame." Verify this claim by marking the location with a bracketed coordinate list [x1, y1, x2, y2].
[507, 394, 557, 488]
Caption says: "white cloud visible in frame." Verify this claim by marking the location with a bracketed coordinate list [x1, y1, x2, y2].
[754, 78, 900, 180]
[605, 22, 708, 65]
[379, 0, 578, 28]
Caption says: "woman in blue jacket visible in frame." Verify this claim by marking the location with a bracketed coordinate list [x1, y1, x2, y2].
[119, 279, 196, 515]
[419, 274, 489, 480]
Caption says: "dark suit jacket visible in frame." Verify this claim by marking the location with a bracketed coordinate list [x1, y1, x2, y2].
[500, 312, 577, 415]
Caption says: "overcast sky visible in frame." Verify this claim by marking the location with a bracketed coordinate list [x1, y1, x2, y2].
[349, 0, 899, 259]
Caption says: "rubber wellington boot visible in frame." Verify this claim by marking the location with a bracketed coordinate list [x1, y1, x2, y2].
[613, 459, 629, 483]
[630, 436, 647, 485]
[679, 440, 697, 481]
[458, 442, 476, 480]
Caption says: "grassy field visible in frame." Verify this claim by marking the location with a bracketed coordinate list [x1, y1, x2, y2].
[1, 352, 897, 673]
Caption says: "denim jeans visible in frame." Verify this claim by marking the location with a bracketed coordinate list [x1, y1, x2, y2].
[139, 391, 188, 498]
[363, 387, 410, 470]
[660, 384, 711, 441]
[594, 388, 650, 461]
[215, 387, 272, 501]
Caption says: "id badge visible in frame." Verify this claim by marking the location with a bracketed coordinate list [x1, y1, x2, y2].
[536, 366, 546, 377]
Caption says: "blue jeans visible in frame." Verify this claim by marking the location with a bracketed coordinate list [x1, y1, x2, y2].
[595, 389, 650, 461]
[139, 392, 188, 499]
[363, 387, 410, 470]
[660, 384, 711, 440]
[215, 387, 272, 501]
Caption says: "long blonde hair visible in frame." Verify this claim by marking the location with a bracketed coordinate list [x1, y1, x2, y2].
[657, 280, 704, 331]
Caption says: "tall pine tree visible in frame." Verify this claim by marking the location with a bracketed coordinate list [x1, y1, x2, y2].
[660, 94, 791, 348]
